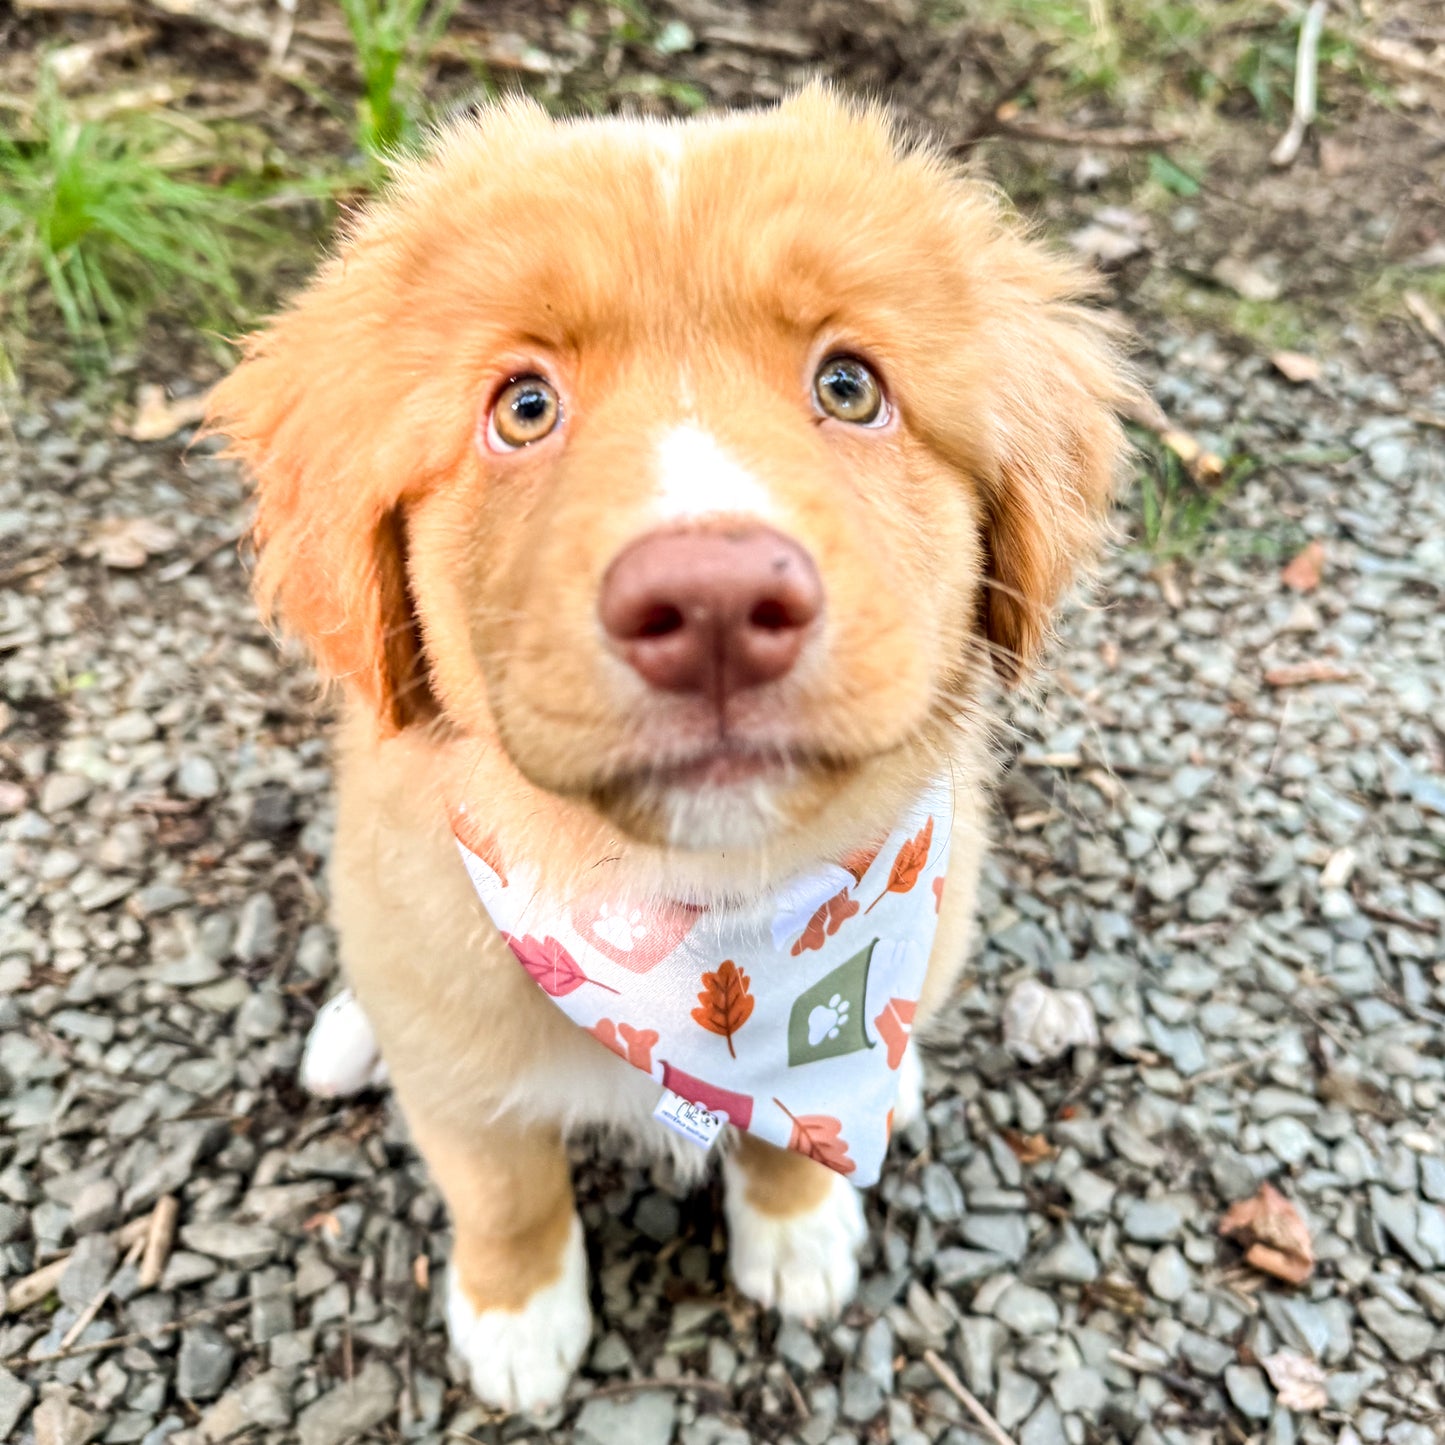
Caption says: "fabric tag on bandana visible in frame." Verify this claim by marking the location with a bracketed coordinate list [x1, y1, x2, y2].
[652, 1088, 726, 1150]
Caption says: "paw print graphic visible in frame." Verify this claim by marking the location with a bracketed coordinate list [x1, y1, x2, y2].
[807, 994, 850, 1048]
[591, 902, 649, 953]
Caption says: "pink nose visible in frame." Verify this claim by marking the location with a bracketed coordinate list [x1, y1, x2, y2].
[599, 527, 823, 700]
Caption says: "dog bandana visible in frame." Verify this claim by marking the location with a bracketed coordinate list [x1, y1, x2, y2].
[452, 781, 952, 1187]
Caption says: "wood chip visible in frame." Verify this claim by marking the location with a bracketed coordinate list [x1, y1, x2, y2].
[1263, 660, 1352, 687]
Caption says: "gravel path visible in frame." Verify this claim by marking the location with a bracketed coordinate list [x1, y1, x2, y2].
[1, 333, 1443, 1445]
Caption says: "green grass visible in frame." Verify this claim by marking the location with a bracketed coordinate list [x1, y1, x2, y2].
[0, 78, 276, 367]
[338, 0, 460, 161]
[1130, 445, 1260, 561]
[939, 0, 1373, 122]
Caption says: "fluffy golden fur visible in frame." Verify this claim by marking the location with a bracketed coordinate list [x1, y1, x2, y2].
[208, 85, 1133, 1412]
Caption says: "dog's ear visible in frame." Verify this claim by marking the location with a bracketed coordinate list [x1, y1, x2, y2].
[976, 286, 1133, 685]
[206, 288, 436, 734]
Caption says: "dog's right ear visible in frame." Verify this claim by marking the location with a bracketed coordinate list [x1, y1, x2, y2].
[206, 299, 434, 733]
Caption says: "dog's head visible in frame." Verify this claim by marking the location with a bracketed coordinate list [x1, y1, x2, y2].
[210, 88, 1131, 851]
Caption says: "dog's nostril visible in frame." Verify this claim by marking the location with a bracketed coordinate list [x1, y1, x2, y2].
[636, 603, 685, 638]
[748, 599, 793, 631]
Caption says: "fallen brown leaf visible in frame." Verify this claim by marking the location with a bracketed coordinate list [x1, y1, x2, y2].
[124, 383, 211, 442]
[1264, 660, 1352, 687]
[1270, 350, 1321, 384]
[83, 516, 179, 570]
[412, 1254, 429, 1291]
[1219, 1183, 1314, 1284]
[1001, 1129, 1057, 1165]
[1261, 1350, 1328, 1411]
[1280, 540, 1325, 592]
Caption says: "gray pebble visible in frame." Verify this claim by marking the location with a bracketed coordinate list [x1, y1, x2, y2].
[1224, 1364, 1273, 1419]
[176, 1325, 236, 1401]
[574, 1389, 677, 1445]
[1122, 1199, 1182, 1242]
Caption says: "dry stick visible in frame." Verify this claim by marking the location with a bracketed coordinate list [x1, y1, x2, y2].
[4, 1215, 151, 1315]
[922, 1349, 1018, 1445]
[996, 118, 1184, 149]
[58, 1238, 144, 1352]
[1272, 0, 1327, 167]
[1403, 290, 1445, 356]
[137, 1194, 180, 1291]
[1120, 395, 1225, 487]
[6, 1286, 299, 1370]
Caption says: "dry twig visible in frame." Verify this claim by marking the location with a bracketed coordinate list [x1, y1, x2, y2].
[1121, 394, 1225, 486]
[137, 1194, 180, 1291]
[923, 1348, 1018, 1445]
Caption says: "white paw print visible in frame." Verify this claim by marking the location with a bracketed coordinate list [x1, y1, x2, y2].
[591, 902, 649, 952]
[807, 994, 849, 1047]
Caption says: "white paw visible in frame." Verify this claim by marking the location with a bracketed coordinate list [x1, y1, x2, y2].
[807, 994, 850, 1045]
[447, 1214, 592, 1414]
[893, 1042, 925, 1130]
[723, 1156, 867, 1320]
[299, 989, 388, 1098]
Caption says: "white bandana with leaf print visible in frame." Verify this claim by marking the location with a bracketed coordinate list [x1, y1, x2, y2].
[452, 781, 952, 1187]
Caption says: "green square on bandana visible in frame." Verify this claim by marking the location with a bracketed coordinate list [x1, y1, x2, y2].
[787, 940, 877, 1066]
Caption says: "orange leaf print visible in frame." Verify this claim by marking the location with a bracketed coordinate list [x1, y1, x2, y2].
[840, 841, 883, 885]
[932, 875, 946, 913]
[691, 960, 755, 1059]
[865, 816, 934, 914]
[874, 996, 917, 1070]
[774, 1097, 856, 1176]
[791, 888, 861, 956]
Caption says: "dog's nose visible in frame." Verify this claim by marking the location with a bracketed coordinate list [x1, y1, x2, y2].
[600, 528, 823, 699]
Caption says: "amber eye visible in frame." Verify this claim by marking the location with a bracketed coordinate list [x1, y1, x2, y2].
[490, 375, 560, 449]
[813, 355, 886, 426]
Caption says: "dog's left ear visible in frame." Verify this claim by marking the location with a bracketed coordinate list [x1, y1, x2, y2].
[975, 288, 1133, 685]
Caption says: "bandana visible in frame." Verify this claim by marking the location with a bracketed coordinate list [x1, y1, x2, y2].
[452, 781, 951, 1187]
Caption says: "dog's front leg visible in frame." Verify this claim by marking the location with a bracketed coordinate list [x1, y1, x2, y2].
[723, 1133, 867, 1320]
[407, 1114, 592, 1414]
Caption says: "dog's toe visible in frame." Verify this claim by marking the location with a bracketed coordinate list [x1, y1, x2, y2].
[299, 989, 387, 1098]
[446, 1215, 592, 1414]
[723, 1157, 866, 1321]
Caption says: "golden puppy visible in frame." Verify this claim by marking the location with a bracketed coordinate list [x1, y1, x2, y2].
[209, 85, 1132, 1413]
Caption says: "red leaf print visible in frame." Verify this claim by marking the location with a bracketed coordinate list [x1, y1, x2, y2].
[691, 960, 755, 1058]
[774, 1097, 856, 1176]
[450, 806, 507, 885]
[865, 816, 934, 913]
[874, 996, 917, 1070]
[790, 888, 860, 956]
[588, 1018, 658, 1072]
[506, 933, 617, 997]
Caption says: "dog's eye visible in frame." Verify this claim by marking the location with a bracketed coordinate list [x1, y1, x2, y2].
[490, 375, 560, 449]
[813, 355, 886, 426]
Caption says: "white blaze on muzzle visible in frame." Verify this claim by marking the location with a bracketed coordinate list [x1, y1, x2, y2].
[451, 779, 953, 1187]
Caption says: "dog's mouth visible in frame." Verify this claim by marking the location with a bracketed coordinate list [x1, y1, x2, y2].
[608, 738, 830, 794]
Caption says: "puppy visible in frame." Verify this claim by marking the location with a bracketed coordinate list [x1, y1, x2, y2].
[209, 85, 1132, 1413]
